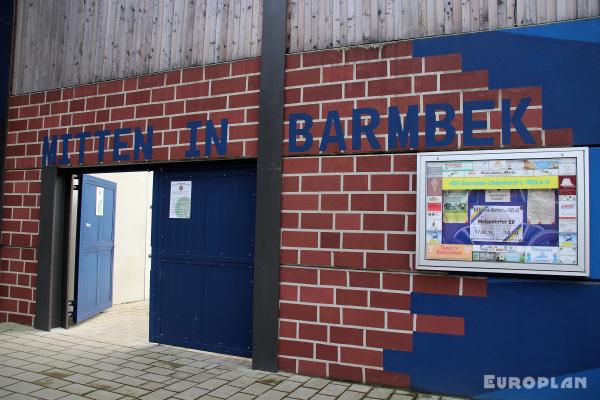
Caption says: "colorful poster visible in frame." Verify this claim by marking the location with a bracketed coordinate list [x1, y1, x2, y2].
[559, 198, 577, 218]
[426, 231, 442, 244]
[559, 247, 577, 264]
[559, 218, 577, 233]
[525, 159, 559, 170]
[426, 244, 472, 261]
[472, 245, 525, 263]
[427, 162, 443, 177]
[427, 177, 442, 196]
[443, 191, 468, 223]
[525, 246, 559, 264]
[559, 159, 577, 175]
[169, 181, 192, 219]
[442, 175, 558, 190]
[470, 205, 523, 243]
[485, 190, 511, 203]
[426, 211, 442, 231]
[559, 232, 577, 247]
[427, 202, 442, 212]
[527, 190, 556, 224]
[559, 176, 576, 195]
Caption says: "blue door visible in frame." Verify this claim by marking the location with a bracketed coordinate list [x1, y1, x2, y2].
[74, 175, 117, 323]
[150, 165, 256, 357]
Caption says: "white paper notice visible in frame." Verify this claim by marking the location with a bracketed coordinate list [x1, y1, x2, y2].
[527, 190, 556, 224]
[470, 205, 523, 243]
[485, 190, 511, 203]
[95, 187, 104, 216]
[169, 181, 192, 219]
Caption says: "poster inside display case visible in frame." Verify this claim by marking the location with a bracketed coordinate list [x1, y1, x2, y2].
[416, 148, 589, 276]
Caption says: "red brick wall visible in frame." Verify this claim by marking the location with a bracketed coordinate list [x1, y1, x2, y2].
[276, 41, 572, 385]
[1, 36, 574, 388]
[1, 58, 260, 324]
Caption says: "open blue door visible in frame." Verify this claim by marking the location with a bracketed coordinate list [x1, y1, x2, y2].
[74, 175, 117, 324]
[150, 165, 256, 357]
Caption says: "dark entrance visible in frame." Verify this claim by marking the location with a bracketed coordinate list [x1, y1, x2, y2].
[150, 164, 256, 357]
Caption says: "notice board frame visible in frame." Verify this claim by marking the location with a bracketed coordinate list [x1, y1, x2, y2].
[416, 147, 589, 277]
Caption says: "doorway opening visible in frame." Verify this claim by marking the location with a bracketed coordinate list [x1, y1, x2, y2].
[66, 171, 153, 346]
[60, 162, 257, 357]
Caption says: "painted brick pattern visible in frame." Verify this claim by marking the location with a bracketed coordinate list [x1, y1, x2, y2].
[278, 265, 487, 385]
[1, 58, 261, 324]
[281, 153, 417, 271]
[277, 41, 573, 384]
[283, 44, 573, 154]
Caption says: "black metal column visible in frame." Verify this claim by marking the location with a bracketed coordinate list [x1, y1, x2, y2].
[36, 166, 68, 331]
[252, 0, 287, 371]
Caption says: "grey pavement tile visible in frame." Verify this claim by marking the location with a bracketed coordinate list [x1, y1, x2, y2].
[114, 375, 148, 387]
[350, 384, 373, 393]
[287, 386, 319, 400]
[3, 381, 46, 394]
[86, 389, 124, 400]
[20, 363, 52, 373]
[91, 371, 124, 381]
[42, 368, 75, 379]
[64, 373, 97, 385]
[138, 388, 177, 400]
[33, 376, 71, 389]
[209, 384, 242, 398]
[230, 376, 259, 388]
[390, 395, 415, 400]
[11, 370, 48, 382]
[137, 372, 172, 383]
[162, 379, 196, 392]
[257, 374, 287, 386]
[255, 389, 288, 400]
[0, 375, 19, 387]
[303, 377, 331, 390]
[113, 384, 150, 398]
[62, 383, 96, 395]
[2, 393, 37, 400]
[273, 379, 302, 393]
[368, 387, 395, 399]
[241, 382, 272, 395]
[29, 387, 70, 400]
[59, 395, 90, 400]
[89, 378, 125, 391]
[228, 393, 256, 400]
[312, 395, 337, 400]
[320, 383, 348, 396]
[338, 391, 367, 400]
[138, 380, 167, 391]
[0, 388, 10, 397]
[173, 386, 209, 400]
[197, 377, 229, 390]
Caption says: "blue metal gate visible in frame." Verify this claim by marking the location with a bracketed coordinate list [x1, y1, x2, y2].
[150, 165, 256, 357]
[74, 175, 117, 323]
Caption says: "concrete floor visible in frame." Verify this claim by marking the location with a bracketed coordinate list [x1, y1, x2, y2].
[0, 301, 463, 400]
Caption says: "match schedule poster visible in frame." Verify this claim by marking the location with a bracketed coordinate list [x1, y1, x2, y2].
[424, 158, 578, 265]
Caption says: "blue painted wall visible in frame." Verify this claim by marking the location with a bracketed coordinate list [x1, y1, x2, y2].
[383, 19, 600, 399]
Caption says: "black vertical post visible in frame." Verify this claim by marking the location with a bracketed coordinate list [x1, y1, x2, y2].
[252, 0, 287, 371]
[36, 166, 67, 331]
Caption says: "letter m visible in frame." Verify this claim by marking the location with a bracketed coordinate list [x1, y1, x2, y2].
[388, 105, 419, 149]
[42, 135, 58, 166]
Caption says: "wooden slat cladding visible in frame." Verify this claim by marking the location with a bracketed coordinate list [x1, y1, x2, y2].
[288, 0, 600, 52]
[11, 0, 599, 94]
[12, 0, 263, 94]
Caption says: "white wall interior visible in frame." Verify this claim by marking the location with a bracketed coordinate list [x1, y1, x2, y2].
[90, 171, 153, 305]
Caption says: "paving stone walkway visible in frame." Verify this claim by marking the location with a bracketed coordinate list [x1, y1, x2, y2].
[0, 301, 464, 400]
